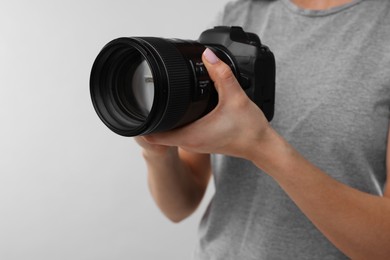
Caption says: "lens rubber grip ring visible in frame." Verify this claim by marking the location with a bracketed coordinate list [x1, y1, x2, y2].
[140, 37, 193, 133]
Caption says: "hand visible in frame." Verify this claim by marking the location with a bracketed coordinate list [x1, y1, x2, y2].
[144, 48, 271, 160]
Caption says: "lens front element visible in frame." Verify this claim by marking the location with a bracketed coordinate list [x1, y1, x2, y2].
[117, 57, 155, 122]
[131, 60, 154, 117]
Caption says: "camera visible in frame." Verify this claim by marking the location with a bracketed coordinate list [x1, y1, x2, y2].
[90, 26, 275, 136]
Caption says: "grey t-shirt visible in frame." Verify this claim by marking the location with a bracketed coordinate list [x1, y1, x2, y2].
[193, 0, 390, 259]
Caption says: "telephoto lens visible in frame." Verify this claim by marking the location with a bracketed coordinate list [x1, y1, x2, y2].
[90, 26, 275, 136]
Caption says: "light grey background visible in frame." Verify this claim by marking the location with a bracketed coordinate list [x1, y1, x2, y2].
[0, 1, 228, 259]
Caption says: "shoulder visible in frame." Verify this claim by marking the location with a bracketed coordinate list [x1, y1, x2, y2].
[355, 1, 390, 52]
[357, 0, 390, 23]
[221, 0, 252, 25]
[221, 0, 276, 26]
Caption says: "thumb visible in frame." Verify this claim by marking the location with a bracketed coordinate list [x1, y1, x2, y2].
[202, 48, 244, 102]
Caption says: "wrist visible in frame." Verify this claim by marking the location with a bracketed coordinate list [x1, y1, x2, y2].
[247, 126, 295, 178]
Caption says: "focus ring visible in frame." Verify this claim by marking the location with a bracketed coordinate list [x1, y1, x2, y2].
[140, 37, 193, 133]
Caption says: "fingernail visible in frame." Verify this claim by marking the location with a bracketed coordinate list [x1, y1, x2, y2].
[203, 48, 219, 64]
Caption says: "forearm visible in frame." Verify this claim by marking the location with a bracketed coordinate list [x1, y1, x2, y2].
[143, 147, 208, 222]
[250, 128, 390, 259]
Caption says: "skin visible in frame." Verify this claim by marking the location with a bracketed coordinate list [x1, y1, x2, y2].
[135, 1, 390, 258]
[292, 0, 354, 10]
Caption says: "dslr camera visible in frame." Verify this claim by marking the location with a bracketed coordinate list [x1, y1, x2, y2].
[90, 26, 275, 136]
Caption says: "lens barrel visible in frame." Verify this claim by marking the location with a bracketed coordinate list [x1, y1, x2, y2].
[90, 37, 236, 136]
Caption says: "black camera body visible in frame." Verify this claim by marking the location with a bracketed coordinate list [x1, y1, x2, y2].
[90, 26, 275, 136]
[198, 26, 275, 122]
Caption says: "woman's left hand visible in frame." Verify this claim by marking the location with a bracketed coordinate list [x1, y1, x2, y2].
[144, 48, 272, 159]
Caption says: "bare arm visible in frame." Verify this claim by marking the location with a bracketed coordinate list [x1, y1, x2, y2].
[248, 125, 390, 260]
[385, 125, 390, 198]
[136, 137, 211, 223]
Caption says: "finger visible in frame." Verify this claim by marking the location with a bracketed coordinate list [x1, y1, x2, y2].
[202, 48, 245, 102]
